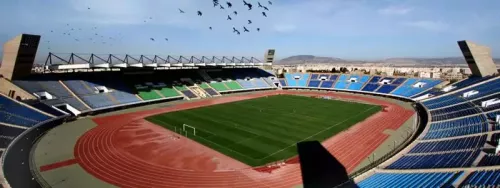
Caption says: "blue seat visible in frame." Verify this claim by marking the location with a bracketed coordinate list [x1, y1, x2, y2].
[334, 75, 349, 89]
[0, 95, 52, 127]
[204, 88, 219, 96]
[386, 150, 480, 169]
[358, 172, 459, 188]
[409, 135, 486, 153]
[461, 170, 500, 187]
[320, 81, 334, 88]
[347, 75, 370, 91]
[181, 90, 197, 98]
[307, 80, 321, 87]
[279, 79, 287, 87]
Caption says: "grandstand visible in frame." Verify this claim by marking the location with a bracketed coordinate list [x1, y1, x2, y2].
[1, 34, 500, 188]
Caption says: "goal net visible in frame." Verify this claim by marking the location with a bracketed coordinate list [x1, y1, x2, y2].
[182, 124, 196, 136]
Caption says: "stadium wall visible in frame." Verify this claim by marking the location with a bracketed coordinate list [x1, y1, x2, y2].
[1, 116, 68, 188]
[0, 77, 36, 100]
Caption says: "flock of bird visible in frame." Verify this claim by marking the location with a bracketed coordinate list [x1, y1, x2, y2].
[180, 0, 272, 35]
[44, 0, 273, 51]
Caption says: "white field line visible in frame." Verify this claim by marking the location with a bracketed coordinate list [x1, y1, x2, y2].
[258, 106, 379, 160]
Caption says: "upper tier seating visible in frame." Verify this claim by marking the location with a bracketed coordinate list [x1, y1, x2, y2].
[358, 172, 460, 188]
[449, 76, 495, 92]
[422, 77, 500, 110]
[13, 79, 90, 112]
[0, 94, 52, 127]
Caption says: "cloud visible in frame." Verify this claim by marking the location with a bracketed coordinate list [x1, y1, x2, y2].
[378, 6, 412, 15]
[403, 20, 449, 32]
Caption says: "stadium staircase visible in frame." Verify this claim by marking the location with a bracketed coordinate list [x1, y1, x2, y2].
[198, 83, 221, 96]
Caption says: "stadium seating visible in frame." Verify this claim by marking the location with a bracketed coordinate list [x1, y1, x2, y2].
[386, 150, 480, 169]
[427, 115, 487, 131]
[477, 154, 500, 166]
[279, 79, 287, 87]
[347, 75, 370, 91]
[0, 136, 12, 148]
[334, 74, 349, 89]
[429, 102, 481, 121]
[199, 83, 219, 96]
[471, 93, 500, 111]
[225, 81, 244, 90]
[13, 79, 90, 112]
[422, 123, 488, 140]
[358, 172, 461, 187]
[0, 124, 26, 137]
[460, 169, 500, 187]
[449, 76, 495, 92]
[361, 76, 382, 92]
[209, 82, 230, 92]
[409, 135, 486, 153]
[0, 94, 52, 127]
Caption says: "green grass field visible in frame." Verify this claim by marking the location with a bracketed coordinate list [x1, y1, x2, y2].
[145, 95, 381, 167]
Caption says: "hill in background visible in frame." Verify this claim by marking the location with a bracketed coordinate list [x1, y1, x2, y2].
[276, 55, 500, 65]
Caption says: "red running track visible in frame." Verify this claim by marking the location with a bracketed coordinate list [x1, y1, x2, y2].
[74, 91, 414, 188]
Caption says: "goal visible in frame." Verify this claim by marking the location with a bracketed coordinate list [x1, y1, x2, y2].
[182, 124, 196, 136]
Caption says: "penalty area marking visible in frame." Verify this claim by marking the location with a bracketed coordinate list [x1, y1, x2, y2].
[150, 118, 258, 161]
[258, 106, 379, 161]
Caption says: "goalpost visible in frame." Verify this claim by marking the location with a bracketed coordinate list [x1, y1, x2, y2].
[182, 124, 196, 136]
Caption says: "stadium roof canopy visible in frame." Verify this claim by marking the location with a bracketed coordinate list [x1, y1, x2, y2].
[43, 53, 269, 70]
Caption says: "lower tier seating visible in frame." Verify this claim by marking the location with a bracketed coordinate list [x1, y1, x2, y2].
[460, 169, 500, 187]
[209, 82, 229, 92]
[181, 90, 197, 98]
[0, 95, 52, 127]
[358, 172, 460, 188]
[386, 150, 480, 169]
[225, 81, 243, 90]
[422, 123, 489, 140]
[204, 88, 219, 96]
[409, 135, 487, 153]
[0, 124, 26, 137]
[477, 154, 500, 166]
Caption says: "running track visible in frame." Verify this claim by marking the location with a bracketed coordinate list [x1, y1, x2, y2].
[72, 91, 415, 188]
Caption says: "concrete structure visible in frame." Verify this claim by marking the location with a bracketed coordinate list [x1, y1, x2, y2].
[431, 72, 442, 79]
[264, 49, 276, 64]
[457, 40, 498, 77]
[0, 34, 41, 80]
[418, 72, 431, 78]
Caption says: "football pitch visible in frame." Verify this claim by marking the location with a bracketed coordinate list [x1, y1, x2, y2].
[145, 95, 382, 167]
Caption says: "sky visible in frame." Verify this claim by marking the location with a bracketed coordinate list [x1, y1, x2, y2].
[1, 0, 500, 61]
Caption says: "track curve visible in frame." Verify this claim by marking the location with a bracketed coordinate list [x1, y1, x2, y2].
[74, 91, 414, 188]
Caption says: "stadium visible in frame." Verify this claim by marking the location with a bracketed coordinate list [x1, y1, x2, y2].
[0, 34, 499, 188]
